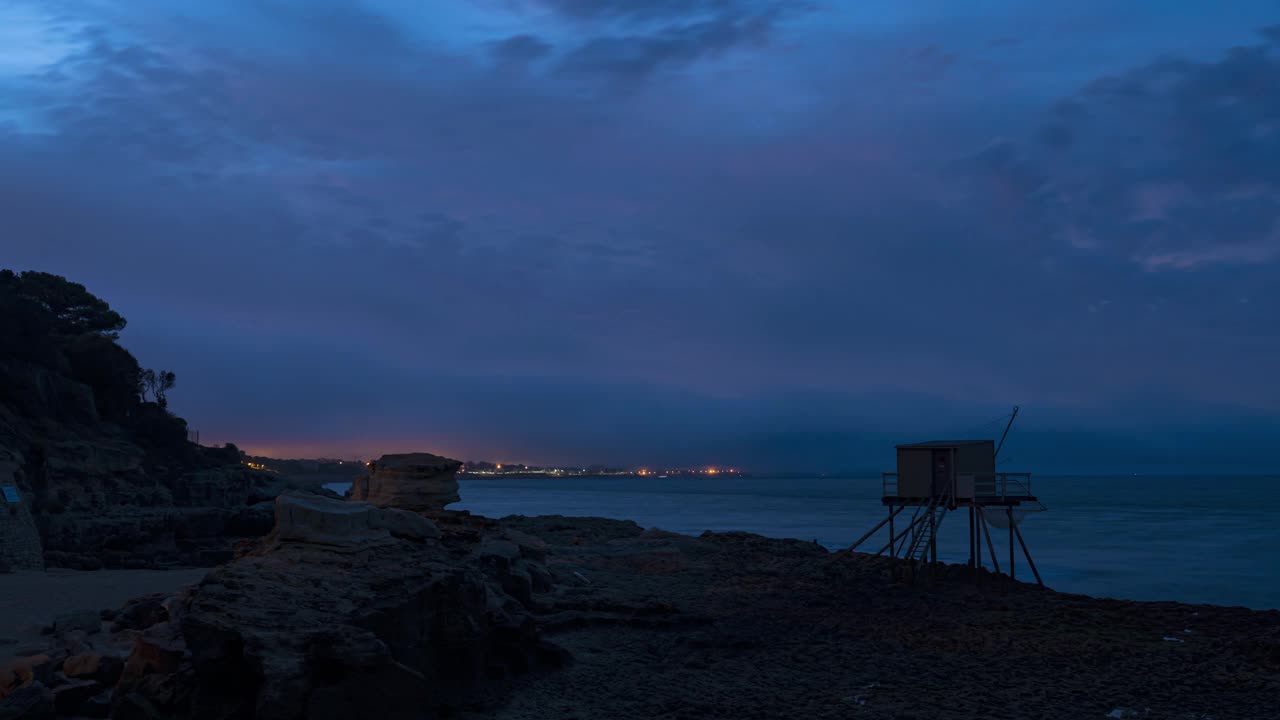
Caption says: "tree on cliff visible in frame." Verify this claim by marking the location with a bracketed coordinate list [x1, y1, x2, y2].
[2, 270, 144, 422]
[140, 368, 177, 409]
[1, 268, 211, 517]
[0, 269, 126, 338]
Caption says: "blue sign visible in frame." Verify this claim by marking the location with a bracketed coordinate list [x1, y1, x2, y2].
[1, 486, 19, 504]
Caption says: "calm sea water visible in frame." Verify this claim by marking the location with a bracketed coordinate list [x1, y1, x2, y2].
[330, 475, 1280, 610]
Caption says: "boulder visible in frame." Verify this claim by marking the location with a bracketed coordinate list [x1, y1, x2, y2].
[62, 653, 123, 686]
[116, 502, 551, 719]
[51, 679, 99, 716]
[113, 672, 190, 720]
[110, 594, 170, 633]
[502, 529, 549, 562]
[58, 630, 93, 656]
[350, 453, 462, 511]
[0, 656, 51, 698]
[79, 690, 112, 719]
[119, 622, 187, 684]
[477, 539, 539, 605]
[479, 538, 521, 562]
[0, 681, 53, 720]
[371, 507, 441, 541]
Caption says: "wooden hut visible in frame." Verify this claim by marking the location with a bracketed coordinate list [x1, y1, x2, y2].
[850, 435, 1043, 584]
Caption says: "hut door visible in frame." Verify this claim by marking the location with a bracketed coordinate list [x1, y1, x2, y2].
[931, 450, 951, 496]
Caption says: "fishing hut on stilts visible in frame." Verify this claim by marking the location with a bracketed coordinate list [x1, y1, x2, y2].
[848, 407, 1046, 585]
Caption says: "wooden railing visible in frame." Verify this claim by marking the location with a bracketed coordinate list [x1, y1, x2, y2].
[962, 472, 1032, 500]
[882, 472, 899, 497]
[882, 472, 1032, 500]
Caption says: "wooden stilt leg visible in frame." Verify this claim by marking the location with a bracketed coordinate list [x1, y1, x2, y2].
[875, 512, 929, 557]
[973, 505, 981, 571]
[1013, 523, 1043, 586]
[968, 505, 975, 569]
[928, 510, 937, 565]
[888, 506, 896, 559]
[1008, 507, 1015, 581]
[978, 506, 1001, 575]
[850, 505, 904, 552]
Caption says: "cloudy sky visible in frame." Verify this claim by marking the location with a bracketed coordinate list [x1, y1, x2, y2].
[3, 1, 1278, 472]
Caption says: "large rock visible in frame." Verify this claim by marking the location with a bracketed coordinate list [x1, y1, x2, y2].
[271, 492, 440, 548]
[0, 656, 52, 699]
[350, 453, 462, 512]
[50, 679, 98, 716]
[374, 507, 442, 542]
[0, 681, 54, 720]
[62, 653, 124, 686]
[272, 492, 396, 548]
[114, 504, 552, 719]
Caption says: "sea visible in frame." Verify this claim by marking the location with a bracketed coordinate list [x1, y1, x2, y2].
[327, 475, 1280, 611]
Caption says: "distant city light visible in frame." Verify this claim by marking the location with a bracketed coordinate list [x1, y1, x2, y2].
[454, 462, 745, 478]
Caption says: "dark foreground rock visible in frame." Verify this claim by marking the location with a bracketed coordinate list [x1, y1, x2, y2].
[101, 493, 558, 719]
[457, 516, 1280, 720]
[7, 507, 1280, 720]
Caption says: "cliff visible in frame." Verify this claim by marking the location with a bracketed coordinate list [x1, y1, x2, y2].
[0, 270, 314, 569]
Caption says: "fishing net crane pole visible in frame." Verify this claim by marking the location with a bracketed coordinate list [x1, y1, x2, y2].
[994, 405, 1020, 461]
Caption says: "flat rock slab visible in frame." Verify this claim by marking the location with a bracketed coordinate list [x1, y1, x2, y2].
[274, 492, 393, 547]
[273, 492, 439, 547]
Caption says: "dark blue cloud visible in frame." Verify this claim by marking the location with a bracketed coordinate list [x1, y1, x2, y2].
[1, 0, 1278, 470]
[491, 34, 555, 65]
[535, 0, 804, 23]
[556, 12, 776, 81]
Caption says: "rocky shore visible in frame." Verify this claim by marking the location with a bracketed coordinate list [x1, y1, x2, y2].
[3, 488, 1278, 719]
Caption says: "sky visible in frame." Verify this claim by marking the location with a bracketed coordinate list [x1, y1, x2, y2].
[2, 0, 1279, 473]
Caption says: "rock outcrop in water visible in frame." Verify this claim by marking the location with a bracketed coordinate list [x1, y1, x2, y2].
[350, 452, 462, 511]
